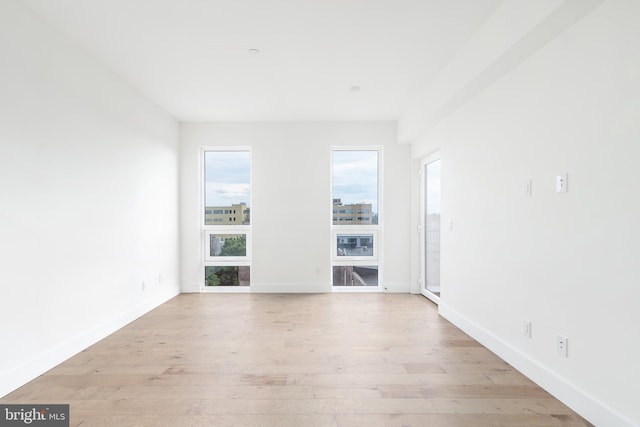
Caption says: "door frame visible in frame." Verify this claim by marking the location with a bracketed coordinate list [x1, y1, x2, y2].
[419, 151, 441, 304]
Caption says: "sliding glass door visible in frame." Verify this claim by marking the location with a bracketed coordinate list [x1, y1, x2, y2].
[421, 153, 441, 303]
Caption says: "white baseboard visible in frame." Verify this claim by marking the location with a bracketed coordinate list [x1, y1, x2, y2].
[381, 282, 411, 293]
[188, 282, 412, 294]
[249, 282, 330, 293]
[439, 302, 636, 427]
[0, 288, 179, 398]
[250, 282, 411, 293]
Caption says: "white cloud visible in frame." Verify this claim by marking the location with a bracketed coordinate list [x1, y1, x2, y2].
[204, 151, 251, 207]
[332, 150, 379, 212]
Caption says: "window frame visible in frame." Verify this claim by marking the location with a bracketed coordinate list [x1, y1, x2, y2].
[200, 147, 252, 292]
[331, 230, 378, 261]
[204, 231, 251, 263]
[330, 146, 383, 291]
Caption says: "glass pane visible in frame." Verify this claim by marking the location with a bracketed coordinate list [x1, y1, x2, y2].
[204, 266, 250, 286]
[204, 151, 250, 225]
[332, 266, 378, 286]
[209, 234, 246, 257]
[336, 234, 373, 256]
[425, 159, 441, 296]
[332, 150, 378, 225]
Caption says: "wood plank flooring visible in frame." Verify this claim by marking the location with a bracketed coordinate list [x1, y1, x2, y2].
[1, 293, 593, 426]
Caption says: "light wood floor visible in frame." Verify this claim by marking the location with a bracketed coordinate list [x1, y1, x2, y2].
[2, 294, 592, 427]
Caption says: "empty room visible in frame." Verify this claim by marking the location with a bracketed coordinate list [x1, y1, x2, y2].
[1, 0, 638, 426]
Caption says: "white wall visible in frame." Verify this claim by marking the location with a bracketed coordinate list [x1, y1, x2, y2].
[181, 122, 411, 293]
[0, 0, 180, 397]
[410, 1, 640, 425]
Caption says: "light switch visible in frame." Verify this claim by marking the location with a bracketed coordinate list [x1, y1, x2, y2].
[556, 173, 568, 193]
[522, 180, 532, 197]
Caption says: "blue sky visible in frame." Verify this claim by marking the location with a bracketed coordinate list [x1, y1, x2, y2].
[204, 151, 251, 207]
[332, 150, 378, 214]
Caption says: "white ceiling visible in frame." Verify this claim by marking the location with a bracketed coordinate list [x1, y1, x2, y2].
[23, 0, 502, 122]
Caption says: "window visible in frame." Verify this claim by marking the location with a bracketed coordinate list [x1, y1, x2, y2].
[333, 266, 378, 286]
[205, 266, 250, 287]
[202, 149, 251, 289]
[205, 233, 249, 260]
[335, 233, 375, 257]
[204, 150, 250, 226]
[331, 148, 381, 288]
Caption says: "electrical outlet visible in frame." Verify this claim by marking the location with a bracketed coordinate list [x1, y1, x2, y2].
[557, 335, 568, 357]
[522, 320, 532, 338]
[142, 281, 146, 291]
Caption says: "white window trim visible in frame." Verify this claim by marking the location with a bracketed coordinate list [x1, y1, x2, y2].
[200, 147, 252, 292]
[330, 146, 383, 291]
[331, 230, 379, 262]
[204, 230, 251, 263]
